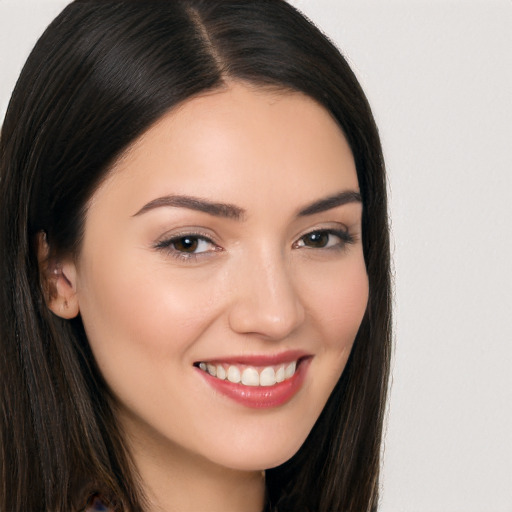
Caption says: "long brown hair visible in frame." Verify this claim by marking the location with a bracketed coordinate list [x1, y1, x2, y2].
[0, 1, 391, 510]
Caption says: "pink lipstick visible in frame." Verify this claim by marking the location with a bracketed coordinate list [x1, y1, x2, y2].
[194, 351, 311, 409]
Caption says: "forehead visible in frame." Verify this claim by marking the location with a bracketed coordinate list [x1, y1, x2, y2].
[91, 82, 358, 216]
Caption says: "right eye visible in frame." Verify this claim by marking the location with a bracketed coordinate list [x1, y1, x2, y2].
[169, 236, 212, 253]
[154, 234, 220, 261]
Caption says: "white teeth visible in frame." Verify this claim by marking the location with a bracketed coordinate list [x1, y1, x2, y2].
[216, 365, 226, 380]
[227, 365, 241, 383]
[241, 367, 260, 386]
[284, 361, 296, 379]
[206, 363, 217, 377]
[259, 367, 276, 386]
[199, 360, 299, 386]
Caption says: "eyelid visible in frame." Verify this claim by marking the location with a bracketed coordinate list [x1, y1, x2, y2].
[153, 226, 220, 246]
[153, 229, 222, 261]
[293, 226, 356, 250]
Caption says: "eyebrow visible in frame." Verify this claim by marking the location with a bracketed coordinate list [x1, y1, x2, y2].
[133, 190, 361, 220]
[133, 195, 245, 220]
[298, 190, 362, 216]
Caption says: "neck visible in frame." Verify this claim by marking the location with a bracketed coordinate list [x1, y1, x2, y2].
[120, 413, 266, 512]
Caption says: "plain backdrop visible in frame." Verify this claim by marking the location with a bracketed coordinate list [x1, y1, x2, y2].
[1, 1, 511, 511]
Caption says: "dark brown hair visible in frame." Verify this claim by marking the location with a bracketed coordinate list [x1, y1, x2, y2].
[0, 1, 391, 510]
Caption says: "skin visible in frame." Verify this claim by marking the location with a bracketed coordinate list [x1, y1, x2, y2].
[47, 82, 369, 512]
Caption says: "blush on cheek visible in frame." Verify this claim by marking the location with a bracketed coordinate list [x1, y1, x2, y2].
[312, 263, 368, 345]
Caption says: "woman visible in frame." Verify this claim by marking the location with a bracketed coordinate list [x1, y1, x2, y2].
[0, 0, 391, 511]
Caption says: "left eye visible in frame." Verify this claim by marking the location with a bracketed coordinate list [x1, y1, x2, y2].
[294, 230, 351, 249]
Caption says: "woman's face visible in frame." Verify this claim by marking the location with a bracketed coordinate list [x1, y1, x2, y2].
[69, 83, 368, 472]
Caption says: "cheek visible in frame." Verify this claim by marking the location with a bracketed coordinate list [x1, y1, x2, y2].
[293, 251, 368, 401]
[75, 249, 223, 384]
[305, 253, 369, 351]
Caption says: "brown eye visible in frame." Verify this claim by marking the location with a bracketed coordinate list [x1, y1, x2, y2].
[154, 234, 218, 259]
[301, 231, 330, 248]
[173, 236, 199, 253]
[294, 229, 354, 251]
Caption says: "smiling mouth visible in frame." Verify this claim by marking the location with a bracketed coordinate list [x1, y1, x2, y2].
[194, 359, 302, 387]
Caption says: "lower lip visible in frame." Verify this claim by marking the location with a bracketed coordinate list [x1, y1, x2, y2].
[196, 359, 310, 409]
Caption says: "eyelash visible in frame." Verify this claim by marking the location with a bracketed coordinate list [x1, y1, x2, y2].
[154, 231, 220, 262]
[154, 228, 355, 262]
[293, 229, 356, 250]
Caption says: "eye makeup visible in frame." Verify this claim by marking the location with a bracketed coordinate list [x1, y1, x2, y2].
[153, 230, 222, 262]
[294, 228, 355, 250]
[152, 224, 357, 264]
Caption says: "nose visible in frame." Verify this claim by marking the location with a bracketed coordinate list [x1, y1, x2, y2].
[227, 248, 306, 340]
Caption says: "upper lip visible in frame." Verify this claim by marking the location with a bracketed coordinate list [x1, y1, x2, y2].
[195, 350, 311, 367]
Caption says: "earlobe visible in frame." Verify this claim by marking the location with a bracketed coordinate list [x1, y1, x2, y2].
[48, 263, 80, 319]
[36, 231, 80, 319]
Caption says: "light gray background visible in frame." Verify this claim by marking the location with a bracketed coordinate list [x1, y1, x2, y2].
[1, 1, 511, 511]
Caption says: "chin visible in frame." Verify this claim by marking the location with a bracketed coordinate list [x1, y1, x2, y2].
[201, 423, 312, 472]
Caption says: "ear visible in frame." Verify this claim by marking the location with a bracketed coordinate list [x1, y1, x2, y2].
[36, 231, 80, 319]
